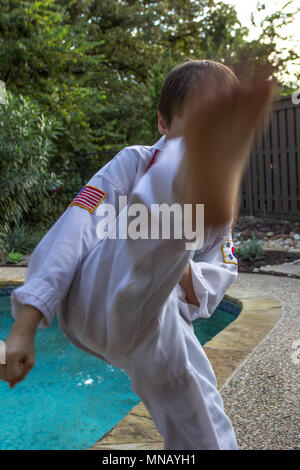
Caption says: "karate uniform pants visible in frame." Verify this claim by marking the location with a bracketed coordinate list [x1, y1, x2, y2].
[60, 138, 238, 450]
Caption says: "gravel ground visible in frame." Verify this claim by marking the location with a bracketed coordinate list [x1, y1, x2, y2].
[221, 273, 300, 450]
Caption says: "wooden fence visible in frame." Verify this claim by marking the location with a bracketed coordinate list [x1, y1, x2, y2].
[240, 95, 300, 220]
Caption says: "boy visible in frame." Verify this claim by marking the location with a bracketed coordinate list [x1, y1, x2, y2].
[0, 60, 274, 449]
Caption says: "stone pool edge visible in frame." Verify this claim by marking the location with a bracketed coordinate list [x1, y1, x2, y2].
[0, 275, 282, 451]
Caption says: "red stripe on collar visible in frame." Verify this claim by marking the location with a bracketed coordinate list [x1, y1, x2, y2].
[147, 149, 160, 171]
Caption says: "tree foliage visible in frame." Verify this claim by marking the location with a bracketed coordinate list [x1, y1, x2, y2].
[0, 0, 298, 231]
[1, 0, 297, 150]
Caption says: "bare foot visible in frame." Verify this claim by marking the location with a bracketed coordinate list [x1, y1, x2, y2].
[182, 79, 275, 228]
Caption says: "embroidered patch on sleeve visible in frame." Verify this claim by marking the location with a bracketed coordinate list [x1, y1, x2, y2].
[222, 239, 238, 265]
[68, 185, 106, 213]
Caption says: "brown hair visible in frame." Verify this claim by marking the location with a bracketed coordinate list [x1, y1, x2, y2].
[158, 59, 239, 127]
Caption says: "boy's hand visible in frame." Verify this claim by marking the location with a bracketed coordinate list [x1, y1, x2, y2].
[0, 329, 35, 388]
[0, 305, 42, 388]
[180, 263, 199, 306]
[183, 78, 275, 228]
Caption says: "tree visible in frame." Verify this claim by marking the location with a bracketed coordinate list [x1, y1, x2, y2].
[0, 0, 298, 165]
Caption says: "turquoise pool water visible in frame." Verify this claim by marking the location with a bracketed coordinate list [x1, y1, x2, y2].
[0, 287, 241, 450]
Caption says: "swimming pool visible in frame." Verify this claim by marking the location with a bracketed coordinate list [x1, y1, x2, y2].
[0, 286, 241, 450]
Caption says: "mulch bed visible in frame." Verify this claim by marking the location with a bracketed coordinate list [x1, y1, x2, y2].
[237, 251, 300, 273]
[234, 217, 300, 237]
[234, 216, 300, 275]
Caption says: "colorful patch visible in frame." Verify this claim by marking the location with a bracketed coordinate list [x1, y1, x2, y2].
[222, 239, 238, 265]
[68, 185, 106, 213]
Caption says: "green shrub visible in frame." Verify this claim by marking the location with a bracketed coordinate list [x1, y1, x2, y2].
[0, 91, 63, 232]
[0, 222, 46, 255]
[6, 251, 24, 264]
[236, 232, 265, 261]
[23, 175, 83, 231]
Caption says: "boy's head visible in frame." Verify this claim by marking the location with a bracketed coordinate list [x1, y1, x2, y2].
[158, 59, 239, 139]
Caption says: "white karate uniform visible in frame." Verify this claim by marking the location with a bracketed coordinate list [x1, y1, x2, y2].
[11, 135, 238, 450]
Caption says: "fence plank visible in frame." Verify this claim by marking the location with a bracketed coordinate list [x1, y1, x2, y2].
[256, 124, 266, 216]
[271, 112, 281, 213]
[279, 109, 289, 213]
[246, 161, 253, 215]
[263, 114, 273, 213]
[243, 162, 252, 213]
[287, 107, 298, 213]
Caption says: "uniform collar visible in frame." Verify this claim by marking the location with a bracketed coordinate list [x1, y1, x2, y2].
[151, 135, 167, 151]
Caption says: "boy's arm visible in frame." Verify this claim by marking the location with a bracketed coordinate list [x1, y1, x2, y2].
[10, 146, 143, 329]
[11, 305, 44, 334]
[178, 222, 238, 322]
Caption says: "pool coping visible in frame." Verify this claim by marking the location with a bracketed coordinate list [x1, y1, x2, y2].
[0, 272, 283, 451]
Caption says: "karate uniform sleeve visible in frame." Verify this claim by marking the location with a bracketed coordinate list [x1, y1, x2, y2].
[10, 146, 142, 329]
[177, 226, 238, 322]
